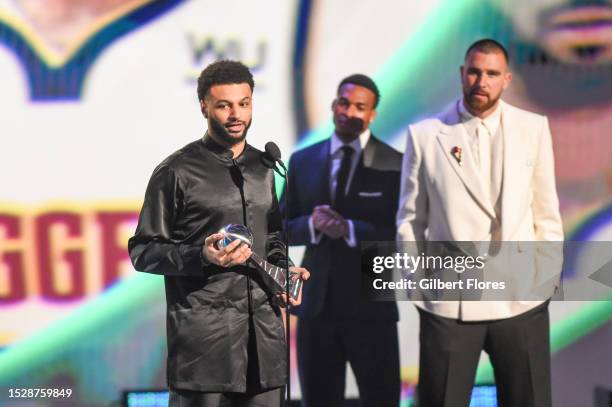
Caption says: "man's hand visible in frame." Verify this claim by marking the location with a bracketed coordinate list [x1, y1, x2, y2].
[312, 205, 349, 239]
[312, 205, 330, 231]
[276, 266, 310, 307]
[202, 233, 252, 267]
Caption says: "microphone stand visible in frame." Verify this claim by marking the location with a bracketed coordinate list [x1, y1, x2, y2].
[262, 145, 291, 406]
[271, 162, 291, 407]
[282, 165, 291, 407]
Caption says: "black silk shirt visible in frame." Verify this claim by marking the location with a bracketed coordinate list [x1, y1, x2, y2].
[128, 136, 289, 392]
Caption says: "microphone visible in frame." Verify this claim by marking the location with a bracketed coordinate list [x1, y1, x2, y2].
[264, 142, 287, 172]
[261, 140, 293, 404]
[260, 153, 277, 171]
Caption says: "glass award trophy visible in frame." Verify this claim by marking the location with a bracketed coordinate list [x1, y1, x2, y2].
[218, 224, 302, 300]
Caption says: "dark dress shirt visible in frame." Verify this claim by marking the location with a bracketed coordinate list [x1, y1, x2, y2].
[128, 135, 289, 392]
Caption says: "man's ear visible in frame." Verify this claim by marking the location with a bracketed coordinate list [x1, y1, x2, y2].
[331, 98, 337, 111]
[200, 99, 208, 118]
[370, 109, 377, 123]
[503, 71, 513, 90]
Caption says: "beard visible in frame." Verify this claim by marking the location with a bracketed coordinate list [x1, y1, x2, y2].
[464, 89, 501, 114]
[335, 116, 365, 139]
[209, 115, 251, 146]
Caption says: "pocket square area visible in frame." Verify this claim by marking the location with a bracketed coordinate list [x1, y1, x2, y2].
[358, 191, 383, 197]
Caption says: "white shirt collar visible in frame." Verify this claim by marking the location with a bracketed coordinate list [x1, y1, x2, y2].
[459, 99, 502, 135]
[330, 129, 371, 156]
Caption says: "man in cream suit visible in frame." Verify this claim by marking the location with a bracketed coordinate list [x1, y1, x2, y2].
[397, 39, 563, 407]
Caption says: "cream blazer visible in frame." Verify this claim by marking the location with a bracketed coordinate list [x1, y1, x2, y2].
[396, 100, 564, 321]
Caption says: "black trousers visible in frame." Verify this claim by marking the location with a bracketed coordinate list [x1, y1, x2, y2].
[417, 302, 551, 407]
[297, 318, 400, 407]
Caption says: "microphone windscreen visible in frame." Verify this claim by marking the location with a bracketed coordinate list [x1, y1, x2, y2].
[264, 142, 282, 161]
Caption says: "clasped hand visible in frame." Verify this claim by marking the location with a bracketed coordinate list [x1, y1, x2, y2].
[312, 205, 348, 239]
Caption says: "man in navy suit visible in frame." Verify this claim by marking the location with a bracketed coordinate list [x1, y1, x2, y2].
[283, 74, 402, 406]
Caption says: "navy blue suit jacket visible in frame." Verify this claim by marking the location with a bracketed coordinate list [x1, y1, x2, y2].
[282, 135, 401, 321]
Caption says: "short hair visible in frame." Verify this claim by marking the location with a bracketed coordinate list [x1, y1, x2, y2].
[465, 38, 509, 63]
[337, 73, 380, 108]
[197, 60, 255, 101]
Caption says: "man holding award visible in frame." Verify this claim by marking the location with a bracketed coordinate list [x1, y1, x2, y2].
[128, 60, 309, 407]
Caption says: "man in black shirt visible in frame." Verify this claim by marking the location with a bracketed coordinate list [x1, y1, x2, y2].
[128, 60, 309, 407]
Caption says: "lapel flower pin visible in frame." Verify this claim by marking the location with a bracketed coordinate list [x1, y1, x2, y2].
[451, 146, 463, 166]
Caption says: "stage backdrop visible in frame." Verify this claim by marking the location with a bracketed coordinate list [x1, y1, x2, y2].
[0, 0, 610, 406]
